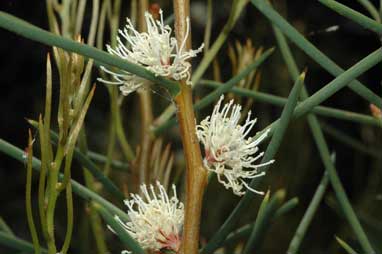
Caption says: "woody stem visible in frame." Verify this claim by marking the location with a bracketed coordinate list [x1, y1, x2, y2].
[172, 1, 208, 253]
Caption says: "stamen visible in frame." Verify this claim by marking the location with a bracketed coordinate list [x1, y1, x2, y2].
[98, 9, 203, 96]
[196, 95, 274, 196]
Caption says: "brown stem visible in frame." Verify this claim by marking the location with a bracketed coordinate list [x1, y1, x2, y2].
[173, 1, 208, 253]
[175, 86, 207, 254]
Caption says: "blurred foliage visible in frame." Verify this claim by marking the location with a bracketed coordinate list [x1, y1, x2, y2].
[0, 0, 381, 253]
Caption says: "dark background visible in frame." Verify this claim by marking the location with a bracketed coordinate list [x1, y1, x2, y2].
[1, 1, 381, 253]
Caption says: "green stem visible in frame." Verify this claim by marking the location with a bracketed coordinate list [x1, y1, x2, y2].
[201, 66, 305, 254]
[46, 146, 64, 254]
[308, 115, 375, 254]
[0, 231, 48, 254]
[57, 149, 74, 192]
[194, 48, 274, 110]
[265, 47, 382, 138]
[79, 129, 110, 254]
[153, 0, 248, 127]
[336, 236, 361, 254]
[87, 151, 129, 171]
[37, 118, 49, 239]
[287, 172, 330, 254]
[102, 116, 117, 175]
[29, 119, 126, 200]
[0, 138, 130, 224]
[319, 0, 382, 33]
[111, 88, 135, 161]
[274, 197, 299, 218]
[192, 0, 248, 84]
[83, 170, 110, 253]
[60, 183, 73, 254]
[203, 0, 212, 51]
[75, 0, 87, 35]
[221, 197, 298, 246]
[87, 0, 99, 46]
[0, 137, 136, 253]
[357, 0, 381, 22]
[243, 190, 286, 254]
[0, 217, 14, 236]
[201, 80, 382, 128]
[321, 123, 382, 158]
[97, 205, 145, 254]
[250, 0, 382, 109]
[221, 197, 298, 247]
[243, 72, 305, 254]
[25, 133, 41, 254]
[153, 47, 274, 135]
[271, 16, 376, 254]
[89, 202, 110, 253]
[204, 13, 381, 253]
[159, 46, 382, 138]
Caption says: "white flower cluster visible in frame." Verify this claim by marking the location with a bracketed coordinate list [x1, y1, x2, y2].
[114, 182, 184, 253]
[98, 9, 203, 95]
[196, 96, 274, 196]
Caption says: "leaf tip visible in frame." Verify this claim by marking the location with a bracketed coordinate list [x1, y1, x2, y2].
[275, 189, 286, 201]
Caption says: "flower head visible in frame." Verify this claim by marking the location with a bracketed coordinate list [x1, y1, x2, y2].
[196, 96, 274, 196]
[114, 181, 184, 253]
[98, 9, 203, 95]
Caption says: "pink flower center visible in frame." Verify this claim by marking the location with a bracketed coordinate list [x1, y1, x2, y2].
[156, 229, 181, 253]
[205, 148, 226, 164]
[160, 57, 171, 67]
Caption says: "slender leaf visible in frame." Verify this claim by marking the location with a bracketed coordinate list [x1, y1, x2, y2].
[87, 151, 129, 171]
[336, 236, 360, 254]
[25, 130, 41, 254]
[153, 47, 275, 135]
[0, 217, 14, 236]
[0, 11, 180, 96]
[65, 86, 95, 155]
[0, 232, 48, 254]
[257, 45, 382, 141]
[271, 19, 376, 254]
[0, 138, 130, 224]
[287, 172, 330, 254]
[274, 197, 299, 218]
[321, 123, 382, 158]
[308, 115, 375, 254]
[221, 197, 298, 247]
[243, 71, 305, 254]
[250, 0, 382, 109]
[97, 205, 145, 254]
[201, 80, 382, 128]
[319, 0, 382, 34]
[202, 70, 305, 254]
[285, 51, 382, 121]
[356, 0, 381, 22]
[243, 190, 285, 253]
[28, 119, 126, 201]
[192, 0, 248, 84]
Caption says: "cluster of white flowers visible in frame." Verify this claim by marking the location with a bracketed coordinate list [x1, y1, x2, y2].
[102, 9, 274, 253]
[196, 96, 274, 196]
[98, 9, 203, 95]
[114, 181, 184, 253]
